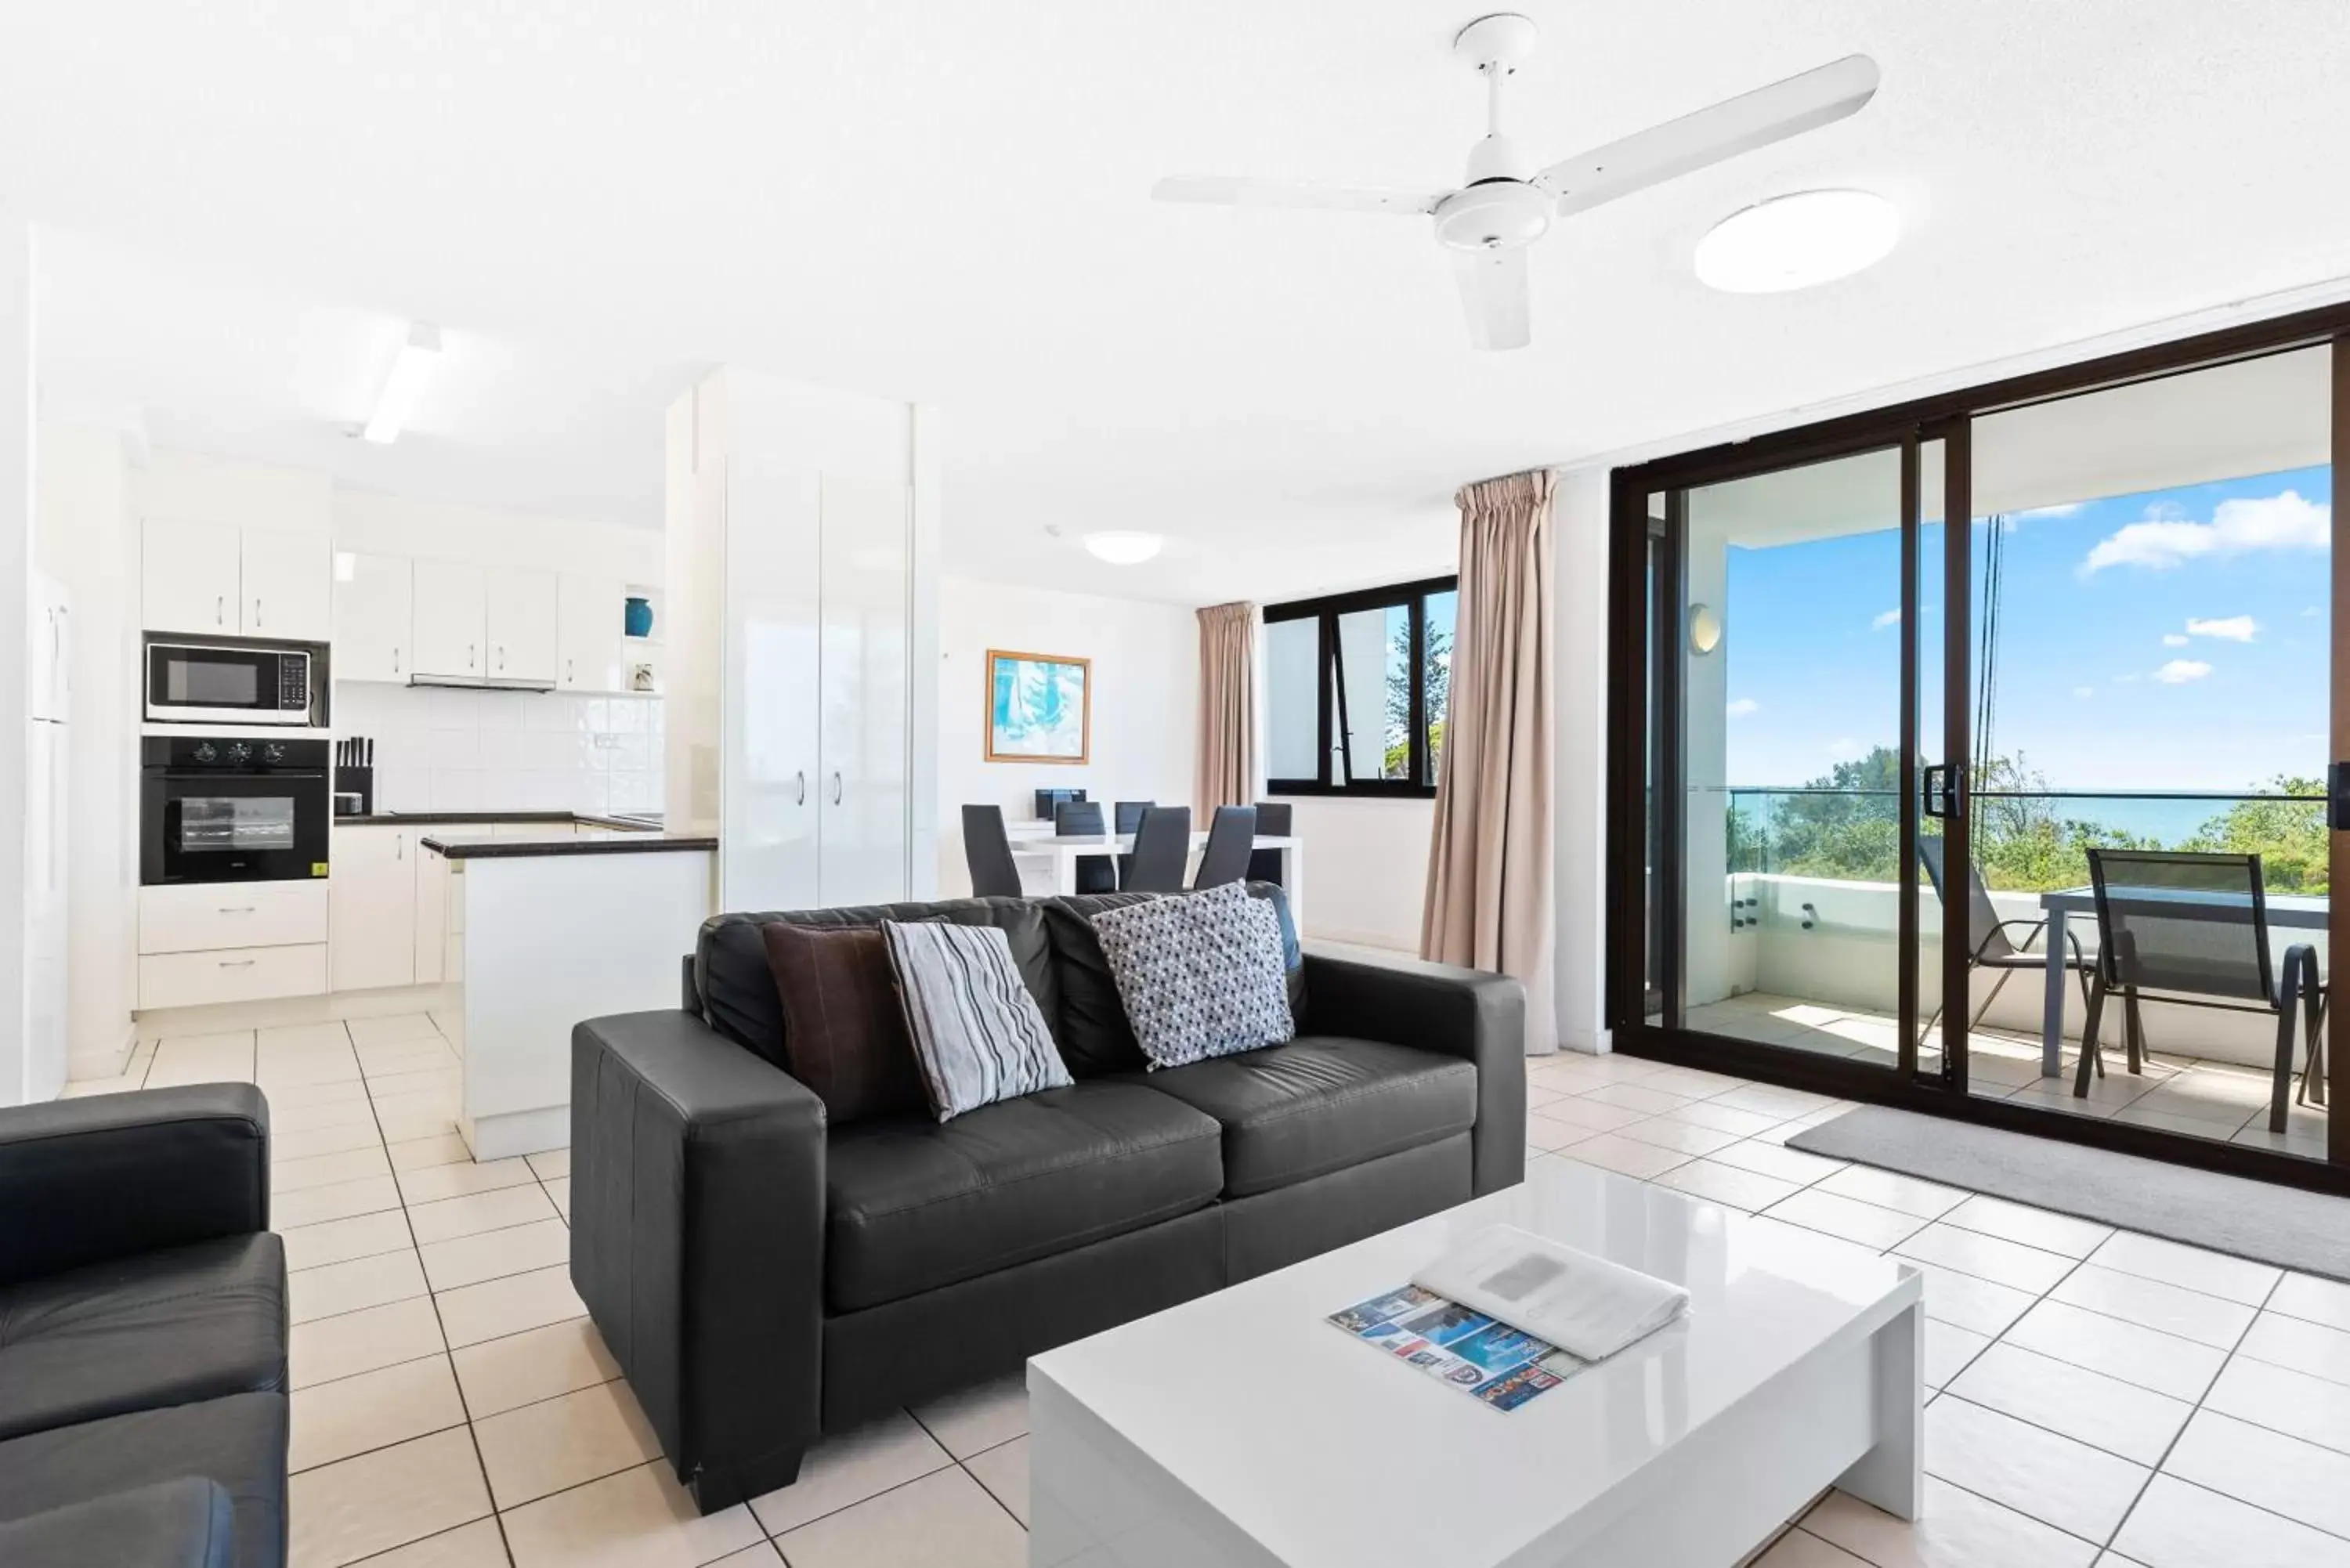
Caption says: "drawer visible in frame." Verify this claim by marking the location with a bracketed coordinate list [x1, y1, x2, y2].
[139, 943, 329, 1010]
[141, 880, 330, 955]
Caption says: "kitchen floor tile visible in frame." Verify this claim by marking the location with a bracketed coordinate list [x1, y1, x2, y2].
[2162, 1407, 2350, 1540]
[1578, 1082, 1701, 1115]
[1528, 1095, 1653, 1134]
[399, 1158, 538, 1205]
[388, 1133, 478, 1172]
[1947, 1343, 2192, 1465]
[1898, 1258, 2038, 1339]
[2046, 1264, 2258, 1350]
[406, 1182, 559, 1245]
[339, 1517, 509, 1567]
[289, 1248, 429, 1324]
[772, 1464, 1027, 1568]
[1652, 1158, 1802, 1212]
[270, 1095, 381, 1134]
[274, 1174, 404, 1230]
[2269, 1272, 2350, 1334]
[526, 1147, 570, 1180]
[1611, 1116, 1746, 1157]
[290, 1296, 447, 1389]
[2002, 1299, 2226, 1402]
[965, 1435, 1029, 1526]
[472, 1379, 663, 1509]
[909, 1372, 1028, 1458]
[1813, 1165, 1971, 1220]
[2238, 1310, 2350, 1386]
[2202, 1355, 2350, 1456]
[283, 1209, 417, 1273]
[1707, 1139, 1848, 1185]
[2111, 1475, 2350, 1568]
[266, 1077, 377, 1109]
[277, 1121, 396, 1162]
[349, 1013, 446, 1049]
[1802, 1476, 2099, 1568]
[421, 1217, 571, 1292]
[1652, 1097, 1786, 1137]
[501, 1461, 761, 1568]
[1923, 1395, 2148, 1542]
[275, 1145, 394, 1194]
[748, 1410, 953, 1536]
[1713, 1084, 1837, 1119]
[1558, 1133, 1693, 1180]
[289, 1355, 468, 1472]
[1924, 1320, 1993, 1389]
[1939, 1195, 2113, 1259]
[1520, 1110, 1603, 1151]
[2088, 1231, 2280, 1308]
[1762, 1190, 1928, 1250]
[450, 1316, 622, 1419]
[544, 1176, 570, 1218]
[1754, 1529, 1871, 1567]
[434, 1264, 587, 1348]
[287, 1427, 492, 1568]
[1896, 1223, 2080, 1294]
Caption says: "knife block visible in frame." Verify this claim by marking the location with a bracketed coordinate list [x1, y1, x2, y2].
[334, 765, 374, 817]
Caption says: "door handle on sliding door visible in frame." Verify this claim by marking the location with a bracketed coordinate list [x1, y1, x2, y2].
[1921, 763, 1948, 819]
[2330, 762, 2350, 830]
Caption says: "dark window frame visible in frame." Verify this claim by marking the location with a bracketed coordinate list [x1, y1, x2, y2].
[1264, 574, 1459, 799]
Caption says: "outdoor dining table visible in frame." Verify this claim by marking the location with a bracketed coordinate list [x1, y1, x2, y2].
[2034, 886, 2329, 1076]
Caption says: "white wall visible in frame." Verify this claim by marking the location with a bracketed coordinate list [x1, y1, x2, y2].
[1273, 794, 1434, 952]
[0, 216, 31, 1094]
[935, 576, 1196, 897]
[333, 487, 660, 581]
[35, 424, 137, 1072]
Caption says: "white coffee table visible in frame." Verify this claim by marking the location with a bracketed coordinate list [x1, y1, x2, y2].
[1029, 1160, 1922, 1568]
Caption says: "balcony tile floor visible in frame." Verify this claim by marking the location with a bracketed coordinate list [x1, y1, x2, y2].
[61, 1003, 2350, 1566]
[1687, 992, 2330, 1162]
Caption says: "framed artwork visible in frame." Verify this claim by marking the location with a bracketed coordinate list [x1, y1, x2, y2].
[985, 649, 1091, 764]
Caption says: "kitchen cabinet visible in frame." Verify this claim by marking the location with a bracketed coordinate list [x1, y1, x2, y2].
[333, 553, 414, 683]
[329, 826, 419, 992]
[558, 574, 625, 692]
[241, 529, 332, 641]
[486, 569, 559, 685]
[141, 522, 243, 636]
[136, 880, 331, 1010]
[817, 474, 911, 908]
[411, 560, 487, 678]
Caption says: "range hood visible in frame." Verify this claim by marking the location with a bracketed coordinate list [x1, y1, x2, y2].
[406, 674, 556, 694]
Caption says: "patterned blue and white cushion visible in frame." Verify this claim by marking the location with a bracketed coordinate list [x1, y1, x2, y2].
[880, 919, 1072, 1121]
[1090, 881, 1296, 1069]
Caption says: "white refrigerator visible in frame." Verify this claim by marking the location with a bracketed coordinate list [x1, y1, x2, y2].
[18, 574, 67, 1104]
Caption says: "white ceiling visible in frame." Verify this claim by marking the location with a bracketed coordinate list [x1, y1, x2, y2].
[9, 2, 2350, 605]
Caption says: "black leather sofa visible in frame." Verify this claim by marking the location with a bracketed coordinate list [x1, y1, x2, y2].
[572, 890, 1525, 1513]
[0, 1085, 287, 1568]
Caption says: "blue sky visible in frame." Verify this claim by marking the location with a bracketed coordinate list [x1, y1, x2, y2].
[1722, 464, 2334, 792]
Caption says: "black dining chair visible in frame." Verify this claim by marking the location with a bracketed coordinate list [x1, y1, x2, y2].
[1123, 806, 1193, 894]
[2075, 848, 2326, 1133]
[1917, 835, 2092, 1036]
[1247, 801, 1292, 886]
[1193, 805, 1257, 890]
[960, 804, 1023, 898]
[1054, 800, 1118, 894]
[1113, 800, 1155, 887]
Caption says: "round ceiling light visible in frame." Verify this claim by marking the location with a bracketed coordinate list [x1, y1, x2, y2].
[1694, 190, 1900, 294]
[1083, 531, 1163, 565]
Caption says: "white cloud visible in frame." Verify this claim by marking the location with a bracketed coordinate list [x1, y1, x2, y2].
[1726, 698, 1759, 718]
[1870, 609, 1901, 630]
[2012, 502, 2084, 520]
[2151, 659, 2213, 685]
[2186, 615, 2258, 641]
[2081, 490, 2330, 573]
[1825, 737, 1864, 761]
[2072, 685, 2095, 699]
[2303, 605, 2324, 619]
[2161, 633, 2191, 647]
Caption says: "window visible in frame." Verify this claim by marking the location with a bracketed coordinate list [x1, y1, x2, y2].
[1264, 576, 1457, 796]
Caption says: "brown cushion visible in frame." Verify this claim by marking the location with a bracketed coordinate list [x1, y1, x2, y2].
[760, 923, 928, 1124]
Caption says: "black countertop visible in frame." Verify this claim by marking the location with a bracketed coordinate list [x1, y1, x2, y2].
[421, 831, 718, 861]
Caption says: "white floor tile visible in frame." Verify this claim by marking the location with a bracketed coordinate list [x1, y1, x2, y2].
[1814, 1165, 1972, 1220]
[2161, 1407, 2350, 1539]
[434, 1263, 587, 1349]
[389, 1133, 479, 1172]
[965, 1435, 1029, 1526]
[749, 1410, 953, 1536]
[501, 1460, 762, 1568]
[1802, 1476, 2099, 1568]
[406, 1182, 560, 1245]
[1531, 1095, 1654, 1134]
[1925, 1321, 1993, 1390]
[339, 1517, 510, 1566]
[289, 1355, 468, 1472]
[1559, 1134, 1693, 1180]
[909, 1373, 1028, 1459]
[1947, 1343, 2192, 1466]
[277, 1121, 393, 1162]
[1939, 1195, 2113, 1259]
[1897, 1223, 2080, 1294]
[1578, 1082, 1700, 1115]
[275, 1145, 394, 1193]
[1762, 1189, 1929, 1250]
[1900, 1259, 2038, 1339]
[1924, 1395, 2149, 1542]
[2239, 1310, 2350, 1387]
[1611, 1115, 1746, 1157]
[1521, 1110, 1604, 1151]
[287, 1427, 492, 1568]
[1715, 1084, 1838, 1119]
[1754, 1530, 1872, 1567]
[349, 1013, 446, 1049]
[1652, 1158, 1802, 1212]
[274, 1174, 404, 1230]
[2269, 1272, 2350, 1334]
[772, 1464, 1027, 1568]
[1708, 1139, 1849, 1185]
[290, 1296, 447, 1390]
[281, 1209, 415, 1274]
[288, 1248, 429, 1324]
[398, 1157, 538, 1205]
[472, 1379, 664, 1509]
[2089, 1231, 2281, 1308]
[420, 1216, 571, 1292]
[2202, 1355, 2350, 1457]
[1654, 1099, 1786, 1137]
[526, 1147, 572, 1180]
[2002, 1300, 2226, 1403]
[450, 1316, 623, 1420]
[2046, 1264, 2258, 1351]
[2112, 1475, 2350, 1568]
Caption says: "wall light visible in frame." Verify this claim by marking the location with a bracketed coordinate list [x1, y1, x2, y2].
[1694, 190, 1899, 294]
[1083, 531, 1163, 565]
[362, 323, 443, 444]
[1688, 604, 1723, 655]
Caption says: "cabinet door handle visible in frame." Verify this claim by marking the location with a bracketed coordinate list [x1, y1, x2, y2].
[218, 905, 256, 914]
[216, 594, 225, 626]
[397, 836, 404, 861]
[794, 771, 806, 805]
[218, 959, 256, 970]
[497, 645, 504, 670]
[566, 659, 573, 683]
[831, 771, 843, 805]
[468, 643, 475, 670]
[254, 598, 262, 628]
[392, 648, 400, 675]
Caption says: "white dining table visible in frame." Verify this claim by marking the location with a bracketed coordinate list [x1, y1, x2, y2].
[1012, 831, 1306, 924]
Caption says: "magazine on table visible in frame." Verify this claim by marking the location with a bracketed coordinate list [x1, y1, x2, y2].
[1324, 1227, 1689, 1412]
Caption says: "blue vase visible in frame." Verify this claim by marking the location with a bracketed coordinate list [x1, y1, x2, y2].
[624, 596, 654, 638]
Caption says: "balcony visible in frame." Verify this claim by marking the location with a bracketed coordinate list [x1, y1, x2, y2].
[1675, 786, 2330, 1161]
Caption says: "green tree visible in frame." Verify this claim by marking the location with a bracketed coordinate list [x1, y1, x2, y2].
[1383, 616, 1452, 780]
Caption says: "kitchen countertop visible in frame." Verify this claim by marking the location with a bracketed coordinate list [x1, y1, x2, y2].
[337, 810, 663, 830]
[421, 831, 717, 860]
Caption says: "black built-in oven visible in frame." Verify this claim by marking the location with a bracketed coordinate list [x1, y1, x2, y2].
[141, 736, 331, 885]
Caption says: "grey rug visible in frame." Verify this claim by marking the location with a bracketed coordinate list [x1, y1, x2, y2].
[1789, 1105, 2350, 1282]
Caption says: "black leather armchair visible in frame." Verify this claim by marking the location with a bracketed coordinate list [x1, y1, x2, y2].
[0, 1086, 287, 1568]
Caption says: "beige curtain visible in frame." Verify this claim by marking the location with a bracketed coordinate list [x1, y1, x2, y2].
[1423, 469, 1556, 1052]
[1195, 602, 1257, 814]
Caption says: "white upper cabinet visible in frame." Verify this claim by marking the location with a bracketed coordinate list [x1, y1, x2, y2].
[141, 522, 243, 636]
[486, 569, 559, 685]
[333, 553, 414, 683]
[241, 529, 332, 641]
[558, 575, 624, 692]
[411, 559, 487, 678]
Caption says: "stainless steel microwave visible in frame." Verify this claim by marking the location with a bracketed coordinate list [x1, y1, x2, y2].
[145, 640, 318, 726]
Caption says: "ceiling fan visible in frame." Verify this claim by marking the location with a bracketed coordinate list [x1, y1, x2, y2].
[1152, 14, 1880, 350]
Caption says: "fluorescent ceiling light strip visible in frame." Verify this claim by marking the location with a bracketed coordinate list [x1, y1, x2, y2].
[363, 323, 443, 444]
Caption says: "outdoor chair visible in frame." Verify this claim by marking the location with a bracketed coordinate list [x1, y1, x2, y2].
[1916, 834, 2094, 1039]
[2075, 848, 2326, 1134]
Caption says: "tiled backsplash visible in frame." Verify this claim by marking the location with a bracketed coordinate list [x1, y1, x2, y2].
[331, 684, 664, 815]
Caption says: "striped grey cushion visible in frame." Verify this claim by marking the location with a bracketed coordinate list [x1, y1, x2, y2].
[881, 919, 1072, 1121]
[1090, 881, 1296, 1069]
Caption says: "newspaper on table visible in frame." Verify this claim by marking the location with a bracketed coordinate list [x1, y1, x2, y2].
[1324, 1283, 1585, 1412]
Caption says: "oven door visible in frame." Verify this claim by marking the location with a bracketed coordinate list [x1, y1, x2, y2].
[142, 768, 329, 884]
[146, 643, 310, 724]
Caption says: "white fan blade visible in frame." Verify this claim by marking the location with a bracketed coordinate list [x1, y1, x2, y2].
[1535, 54, 1881, 218]
[1152, 176, 1446, 216]
[1454, 248, 1530, 352]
